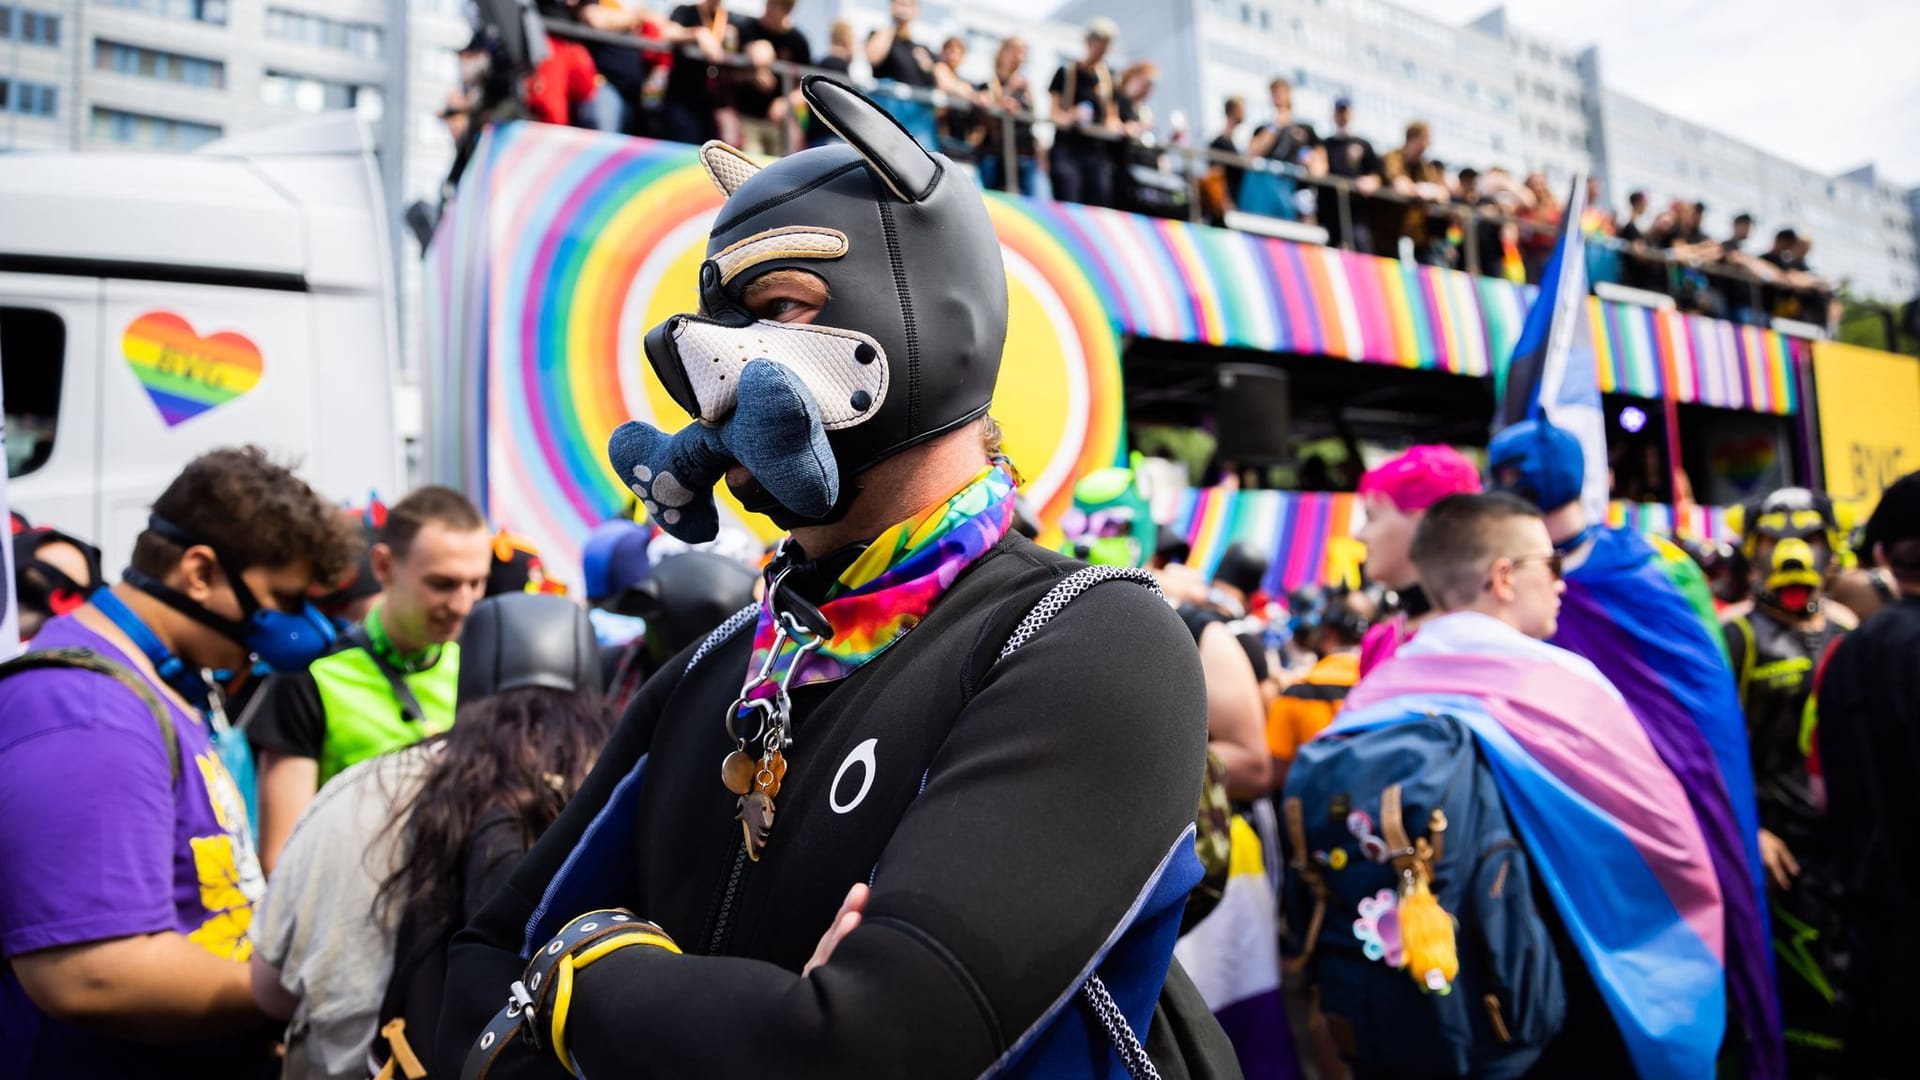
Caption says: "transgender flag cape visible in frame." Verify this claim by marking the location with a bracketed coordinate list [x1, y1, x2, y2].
[1556, 527, 1783, 1079]
[1346, 650, 1726, 1080]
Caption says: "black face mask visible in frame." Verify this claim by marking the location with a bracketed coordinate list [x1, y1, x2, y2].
[12, 526, 102, 627]
[125, 515, 339, 674]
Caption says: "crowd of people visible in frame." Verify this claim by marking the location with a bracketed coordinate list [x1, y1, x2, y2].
[1199, 82, 1835, 324]
[437, 1, 1836, 327]
[0, 458, 775, 1078]
[3, 75, 1915, 1080]
[1062, 426, 1918, 1079]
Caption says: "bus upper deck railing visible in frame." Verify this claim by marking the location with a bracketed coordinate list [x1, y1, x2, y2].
[495, 16, 1829, 333]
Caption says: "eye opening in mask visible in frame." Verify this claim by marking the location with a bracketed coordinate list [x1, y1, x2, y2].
[740, 268, 831, 323]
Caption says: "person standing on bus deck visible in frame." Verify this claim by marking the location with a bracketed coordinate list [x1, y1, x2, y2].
[247, 486, 493, 873]
[441, 77, 1227, 1079]
[1048, 18, 1121, 207]
[0, 447, 359, 1079]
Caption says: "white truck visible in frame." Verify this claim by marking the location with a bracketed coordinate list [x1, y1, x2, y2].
[0, 113, 403, 567]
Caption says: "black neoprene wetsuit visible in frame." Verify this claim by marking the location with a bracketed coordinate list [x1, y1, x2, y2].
[439, 537, 1213, 1078]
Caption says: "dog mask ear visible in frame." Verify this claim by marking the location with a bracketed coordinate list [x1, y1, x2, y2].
[801, 76, 941, 203]
[700, 140, 762, 197]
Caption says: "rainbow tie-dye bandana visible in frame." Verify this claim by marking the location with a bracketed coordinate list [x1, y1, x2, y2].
[745, 466, 1017, 694]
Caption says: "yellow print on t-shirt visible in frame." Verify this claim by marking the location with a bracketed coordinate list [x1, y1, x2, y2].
[186, 834, 254, 960]
[185, 749, 265, 961]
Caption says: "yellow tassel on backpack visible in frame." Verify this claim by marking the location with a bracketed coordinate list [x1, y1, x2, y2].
[1398, 872, 1459, 993]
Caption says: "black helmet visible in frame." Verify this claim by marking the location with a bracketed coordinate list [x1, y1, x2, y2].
[1213, 541, 1270, 597]
[456, 593, 600, 708]
[615, 552, 760, 666]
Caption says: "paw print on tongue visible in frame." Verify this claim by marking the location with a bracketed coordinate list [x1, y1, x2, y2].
[629, 465, 696, 526]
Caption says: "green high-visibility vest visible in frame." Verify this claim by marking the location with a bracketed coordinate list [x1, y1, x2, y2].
[311, 641, 461, 787]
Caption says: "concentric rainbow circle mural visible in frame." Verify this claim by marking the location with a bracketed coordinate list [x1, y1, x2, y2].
[435, 123, 1123, 571]
[428, 122, 1808, 577]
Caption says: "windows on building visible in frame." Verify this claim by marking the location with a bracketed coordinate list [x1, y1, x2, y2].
[266, 7, 384, 57]
[0, 5, 61, 45]
[0, 78, 59, 118]
[94, 39, 227, 88]
[89, 106, 222, 149]
[93, 0, 228, 24]
[259, 69, 383, 119]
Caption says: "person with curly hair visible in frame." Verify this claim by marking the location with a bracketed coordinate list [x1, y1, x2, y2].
[0, 446, 360, 1079]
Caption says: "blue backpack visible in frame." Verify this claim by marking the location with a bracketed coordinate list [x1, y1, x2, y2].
[1280, 706, 1565, 1079]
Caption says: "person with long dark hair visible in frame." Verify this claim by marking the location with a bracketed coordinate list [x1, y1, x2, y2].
[247, 593, 609, 1080]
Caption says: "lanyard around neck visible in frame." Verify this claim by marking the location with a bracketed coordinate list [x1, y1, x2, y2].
[365, 603, 439, 674]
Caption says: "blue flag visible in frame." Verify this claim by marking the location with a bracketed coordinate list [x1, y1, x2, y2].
[1494, 177, 1609, 523]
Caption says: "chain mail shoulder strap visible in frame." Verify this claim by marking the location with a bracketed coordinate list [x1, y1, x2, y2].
[996, 565, 1162, 662]
[997, 564, 1166, 1080]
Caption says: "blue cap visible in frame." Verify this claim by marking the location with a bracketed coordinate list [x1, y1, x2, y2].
[1334, 96, 1353, 110]
[581, 519, 654, 603]
[1487, 419, 1585, 512]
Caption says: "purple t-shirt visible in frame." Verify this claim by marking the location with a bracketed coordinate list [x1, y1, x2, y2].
[0, 614, 267, 1078]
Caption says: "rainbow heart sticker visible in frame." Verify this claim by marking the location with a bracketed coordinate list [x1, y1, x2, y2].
[122, 311, 264, 428]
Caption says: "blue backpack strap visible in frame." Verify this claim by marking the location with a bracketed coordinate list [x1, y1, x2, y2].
[0, 646, 179, 785]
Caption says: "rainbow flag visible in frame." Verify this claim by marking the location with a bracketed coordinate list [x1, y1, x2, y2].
[1159, 488, 1362, 594]
[1346, 627, 1728, 1080]
[1554, 527, 1783, 1077]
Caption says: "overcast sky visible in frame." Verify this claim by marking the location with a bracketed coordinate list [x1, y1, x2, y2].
[990, 0, 1920, 189]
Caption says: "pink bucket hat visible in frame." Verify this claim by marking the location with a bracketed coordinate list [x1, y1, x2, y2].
[1358, 444, 1483, 512]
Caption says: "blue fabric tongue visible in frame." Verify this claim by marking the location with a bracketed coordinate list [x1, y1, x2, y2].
[608, 359, 839, 543]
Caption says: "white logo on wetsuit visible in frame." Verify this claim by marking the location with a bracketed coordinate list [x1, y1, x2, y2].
[830, 738, 878, 814]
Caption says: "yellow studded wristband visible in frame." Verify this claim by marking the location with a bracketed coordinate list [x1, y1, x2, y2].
[461, 909, 681, 1080]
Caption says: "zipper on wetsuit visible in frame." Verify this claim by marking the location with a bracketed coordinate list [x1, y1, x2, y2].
[708, 837, 751, 955]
